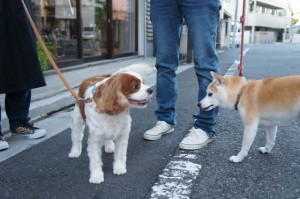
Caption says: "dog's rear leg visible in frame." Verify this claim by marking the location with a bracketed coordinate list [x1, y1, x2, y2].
[229, 119, 259, 163]
[69, 105, 85, 158]
[258, 125, 277, 153]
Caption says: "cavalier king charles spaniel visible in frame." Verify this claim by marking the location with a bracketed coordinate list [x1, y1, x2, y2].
[68, 64, 154, 184]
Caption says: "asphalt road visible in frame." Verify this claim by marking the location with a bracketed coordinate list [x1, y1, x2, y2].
[0, 44, 299, 199]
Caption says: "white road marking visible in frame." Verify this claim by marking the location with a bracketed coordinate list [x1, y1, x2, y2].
[225, 47, 250, 76]
[150, 153, 201, 199]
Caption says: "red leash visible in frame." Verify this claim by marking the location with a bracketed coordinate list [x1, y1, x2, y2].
[238, 0, 246, 76]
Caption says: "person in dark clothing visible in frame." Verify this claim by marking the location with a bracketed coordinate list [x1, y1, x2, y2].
[0, 0, 47, 151]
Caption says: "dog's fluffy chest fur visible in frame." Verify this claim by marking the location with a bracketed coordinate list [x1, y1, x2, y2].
[85, 104, 131, 140]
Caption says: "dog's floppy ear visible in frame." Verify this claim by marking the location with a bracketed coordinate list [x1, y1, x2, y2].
[210, 71, 225, 85]
[94, 76, 128, 115]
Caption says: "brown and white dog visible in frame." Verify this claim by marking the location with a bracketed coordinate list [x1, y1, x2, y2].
[68, 64, 154, 184]
[199, 72, 300, 163]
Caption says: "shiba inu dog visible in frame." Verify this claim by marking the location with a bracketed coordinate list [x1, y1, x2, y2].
[199, 72, 300, 163]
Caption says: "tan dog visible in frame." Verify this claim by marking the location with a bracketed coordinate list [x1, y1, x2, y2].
[199, 72, 300, 163]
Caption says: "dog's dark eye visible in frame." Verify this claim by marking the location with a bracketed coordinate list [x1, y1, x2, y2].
[134, 84, 140, 90]
[208, 93, 213, 97]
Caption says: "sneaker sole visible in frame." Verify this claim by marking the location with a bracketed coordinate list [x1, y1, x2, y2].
[179, 139, 212, 150]
[12, 129, 47, 139]
[143, 128, 175, 141]
[0, 142, 9, 151]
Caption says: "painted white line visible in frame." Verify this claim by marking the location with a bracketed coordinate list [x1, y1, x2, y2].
[150, 153, 201, 199]
[225, 47, 250, 76]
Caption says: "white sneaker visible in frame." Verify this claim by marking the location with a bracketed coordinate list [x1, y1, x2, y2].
[143, 121, 174, 140]
[0, 136, 9, 151]
[179, 127, 212, 150]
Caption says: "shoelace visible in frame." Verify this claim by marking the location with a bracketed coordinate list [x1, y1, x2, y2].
[154, 121, 168, 130]
[20, 123, 37, 130]
[187, 129, 201, 137]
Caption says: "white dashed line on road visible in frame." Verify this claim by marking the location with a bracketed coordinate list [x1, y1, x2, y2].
[149, 152, 202, 199]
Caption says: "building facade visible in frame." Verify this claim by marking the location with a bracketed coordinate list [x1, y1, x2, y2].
[32, 0, 143, 68]
[31, 0, 292, 69]
[220, 0, 291, 47]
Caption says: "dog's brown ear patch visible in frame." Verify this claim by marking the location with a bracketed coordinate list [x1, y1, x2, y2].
[77, 75, 111, 120]
[94, 75, 129, 115]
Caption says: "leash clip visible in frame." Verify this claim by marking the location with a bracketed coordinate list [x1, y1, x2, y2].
[85, 97, 93, 103]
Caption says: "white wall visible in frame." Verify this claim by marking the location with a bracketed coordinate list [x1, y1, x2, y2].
[255, 31, 275, 43]
[291, 34, 300, 43]
[247, 12, 290, 29]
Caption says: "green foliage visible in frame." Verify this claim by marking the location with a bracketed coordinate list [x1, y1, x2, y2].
[297, 29, 300, 34]
[291, 18, 299, 26]
[37, 41, 54, 71]
[95, 0, 106, 30]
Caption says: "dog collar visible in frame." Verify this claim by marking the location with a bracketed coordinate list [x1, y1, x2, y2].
[234, 85, 246, 111]
[84, 77, 110, 104]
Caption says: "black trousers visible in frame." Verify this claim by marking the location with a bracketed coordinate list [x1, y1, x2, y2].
[0, 90, 31, 135]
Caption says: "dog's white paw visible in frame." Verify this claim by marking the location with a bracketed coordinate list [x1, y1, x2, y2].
[258, 147, 270, 153]
[113, 163, 127, 175]
[104, 140, 115, 153]
[89, 172, 104, 184]
[68, 150, 81, 158]
[229, 155, 243, 163]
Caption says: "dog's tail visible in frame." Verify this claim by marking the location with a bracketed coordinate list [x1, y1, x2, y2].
[114, 63, 156, 77]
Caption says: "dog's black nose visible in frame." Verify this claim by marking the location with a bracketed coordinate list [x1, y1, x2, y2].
[147, 88, 153, 94]
[197, 102, 201, 108]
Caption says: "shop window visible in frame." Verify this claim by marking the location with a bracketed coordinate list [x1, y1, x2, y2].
[81, 0, 107, 57]
[32, 0, 78, 62]
[112, 0, 136, 55]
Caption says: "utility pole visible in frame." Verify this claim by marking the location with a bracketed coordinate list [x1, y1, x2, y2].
[250, 0, 257, 44]
[233, 0, 239, 47]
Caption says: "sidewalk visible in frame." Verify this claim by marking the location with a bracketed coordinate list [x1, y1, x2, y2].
[0, 56, 152, 134]
[0, 55, 195, 162]
[0, 56, 195, 134]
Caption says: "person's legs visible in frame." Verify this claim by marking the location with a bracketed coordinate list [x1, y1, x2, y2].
[5, 90, 46, 139]
[0, 104, 2, 136]
[144, 0, 183, 140]
[0, 103, 9, 150]
[5, 90, 31, 131]
[179, 0, 221, 149]
[150, 0, 183, 126]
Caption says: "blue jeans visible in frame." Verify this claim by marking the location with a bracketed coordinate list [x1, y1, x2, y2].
[0, 90, 31, 135]
[151, 0, 221, 138]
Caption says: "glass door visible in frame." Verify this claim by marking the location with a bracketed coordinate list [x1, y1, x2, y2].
[33, 0, 78, 61]
[81, 0, 108, 58]
[111, 0, 136, 56]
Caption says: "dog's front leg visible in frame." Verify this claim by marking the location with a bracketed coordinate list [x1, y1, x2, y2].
[258, 125, 277, 153]
[87, 136, 104, 184]
[113, 133, 129, 175]
[229, 119, 259, 163]
[69, 105, 85, 158]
